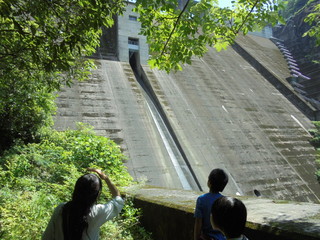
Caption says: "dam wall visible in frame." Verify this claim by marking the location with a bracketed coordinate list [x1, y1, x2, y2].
[232, 35, 318, 120]
[124, 186, 320, 240]
[139, 37, 320, 202]
[54, 34, 320, 203]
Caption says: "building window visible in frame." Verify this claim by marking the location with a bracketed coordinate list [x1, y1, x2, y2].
[128, 38, 139, 45]
[129, 15, 137, 21]
[128, 37, 139, 50]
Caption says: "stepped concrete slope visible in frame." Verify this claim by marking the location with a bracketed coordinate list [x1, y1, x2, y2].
[54, 60, 183, 189]
[141, 36, 320, 202]
[236, 34, 292, 82]
[54, 35, 320, 203]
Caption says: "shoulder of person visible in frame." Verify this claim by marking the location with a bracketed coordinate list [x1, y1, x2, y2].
[93, 196, 124, 210]
[110, 196, 124, 207]
[55, 203, 66, 211]
[198, 192, 211, 198]
[50, 202, 66, 217]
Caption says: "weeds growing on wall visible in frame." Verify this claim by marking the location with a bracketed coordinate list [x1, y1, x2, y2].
[0, 123, 152, 240]
[309, 121, 320, 182]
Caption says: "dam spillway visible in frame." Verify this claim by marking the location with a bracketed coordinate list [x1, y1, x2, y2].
[54, 34, 320, 203]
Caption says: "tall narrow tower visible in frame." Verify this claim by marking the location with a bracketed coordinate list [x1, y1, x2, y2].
[117, 2, 149, 65]
[93, 1, 149, 65]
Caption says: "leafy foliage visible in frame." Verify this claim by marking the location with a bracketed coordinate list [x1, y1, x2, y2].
[309, 122, 320, 182]
[303, 2, 320, 46]
[0, 68, 57, 154]
[0, 124, 151, 240]
[310, 121, 320, 147]
[0, 0, 125, 152]
[277, 0, 320, 46]
[135, 0, 282, 72]
[0, 0, 124, 85]
[278, 0, 310, 19]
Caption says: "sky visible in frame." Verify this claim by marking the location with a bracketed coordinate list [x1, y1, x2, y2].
[218, 0, 233, 8]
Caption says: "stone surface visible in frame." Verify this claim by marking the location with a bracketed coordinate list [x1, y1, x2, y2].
[124, 186, 320, 240]
[117, 3, 149, 64]
[141, 36, 320, 202]
[54, 34, 320, 203]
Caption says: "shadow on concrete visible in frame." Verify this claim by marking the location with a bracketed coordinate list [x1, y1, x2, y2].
[245, 216, 320, 240]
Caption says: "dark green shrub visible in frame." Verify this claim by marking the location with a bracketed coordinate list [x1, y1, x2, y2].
[0, 69, 57, 154]
[0, 124, 151, 240]
[310, 121, 320, 148]
[309, 121, 320, 182]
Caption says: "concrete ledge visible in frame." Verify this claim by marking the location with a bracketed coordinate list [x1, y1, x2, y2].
[124, 186, 320, 240]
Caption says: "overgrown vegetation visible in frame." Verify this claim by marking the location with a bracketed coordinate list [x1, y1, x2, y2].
[137, 0, 281, 72]
[278, 0, 310, 19]
[309, 121, 320, 182]
[0, 124, 151, 240]
[0, 0, 125, 153]
[278, 0, 320, 47]
[303, 1, 320, 46]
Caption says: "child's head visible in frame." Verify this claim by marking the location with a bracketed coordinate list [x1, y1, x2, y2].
[211, 196, 247, 239]
[207, 168, 228, 193]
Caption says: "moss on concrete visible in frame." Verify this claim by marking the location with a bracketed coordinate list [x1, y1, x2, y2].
[124, 186, 320, 240]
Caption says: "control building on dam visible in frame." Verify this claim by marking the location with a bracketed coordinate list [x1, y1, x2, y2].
[54, 2, 320, 203]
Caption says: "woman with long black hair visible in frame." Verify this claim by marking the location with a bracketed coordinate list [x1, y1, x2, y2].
[42, 168, 124, 240]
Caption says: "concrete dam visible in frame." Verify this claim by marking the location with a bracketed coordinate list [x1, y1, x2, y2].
[54, 34, 320, 203]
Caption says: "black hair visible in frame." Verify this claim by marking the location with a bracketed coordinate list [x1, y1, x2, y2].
[208, 168, 228, 192]
[62, 173, 102, 240]
[211, 197, 247, 238]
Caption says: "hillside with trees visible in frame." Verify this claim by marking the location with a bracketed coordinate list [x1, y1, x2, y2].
[274, 0, 320, 63]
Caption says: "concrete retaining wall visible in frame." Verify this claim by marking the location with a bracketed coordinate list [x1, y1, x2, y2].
[124, 187, 320, 240]
[232, 41, 318, 121]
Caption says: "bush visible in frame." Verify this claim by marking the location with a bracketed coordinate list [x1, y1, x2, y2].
[0, 123, 151, 240]
[0, 69, 57, 154]
[310, 121, 320, 148]
[309, 121, 320, 182]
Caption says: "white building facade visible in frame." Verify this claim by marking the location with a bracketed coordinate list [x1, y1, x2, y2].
[117, 2, 149, 64]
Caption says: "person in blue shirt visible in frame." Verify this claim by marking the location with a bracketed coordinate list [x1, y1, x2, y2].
[211, 196, 249, 240]
[194, 168, 229, 240]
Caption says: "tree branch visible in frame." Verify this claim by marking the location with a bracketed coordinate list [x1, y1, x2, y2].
[160, 0, 191, 56]
[234, 0, 260, 34]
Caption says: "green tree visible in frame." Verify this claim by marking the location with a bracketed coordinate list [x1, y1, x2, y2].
[0, 68, 56, 153]
[309, 122, 320, 182]
[0, 0, 282, 78]
[277, 0, 320, 47]
[0, 0, 124, 86]
[303, 2, 320, 46]
[278, 0, 309, 19]
[0, 0, 125, 152]
[0, 124, 151, 239]
[136, 0, 281, 72]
